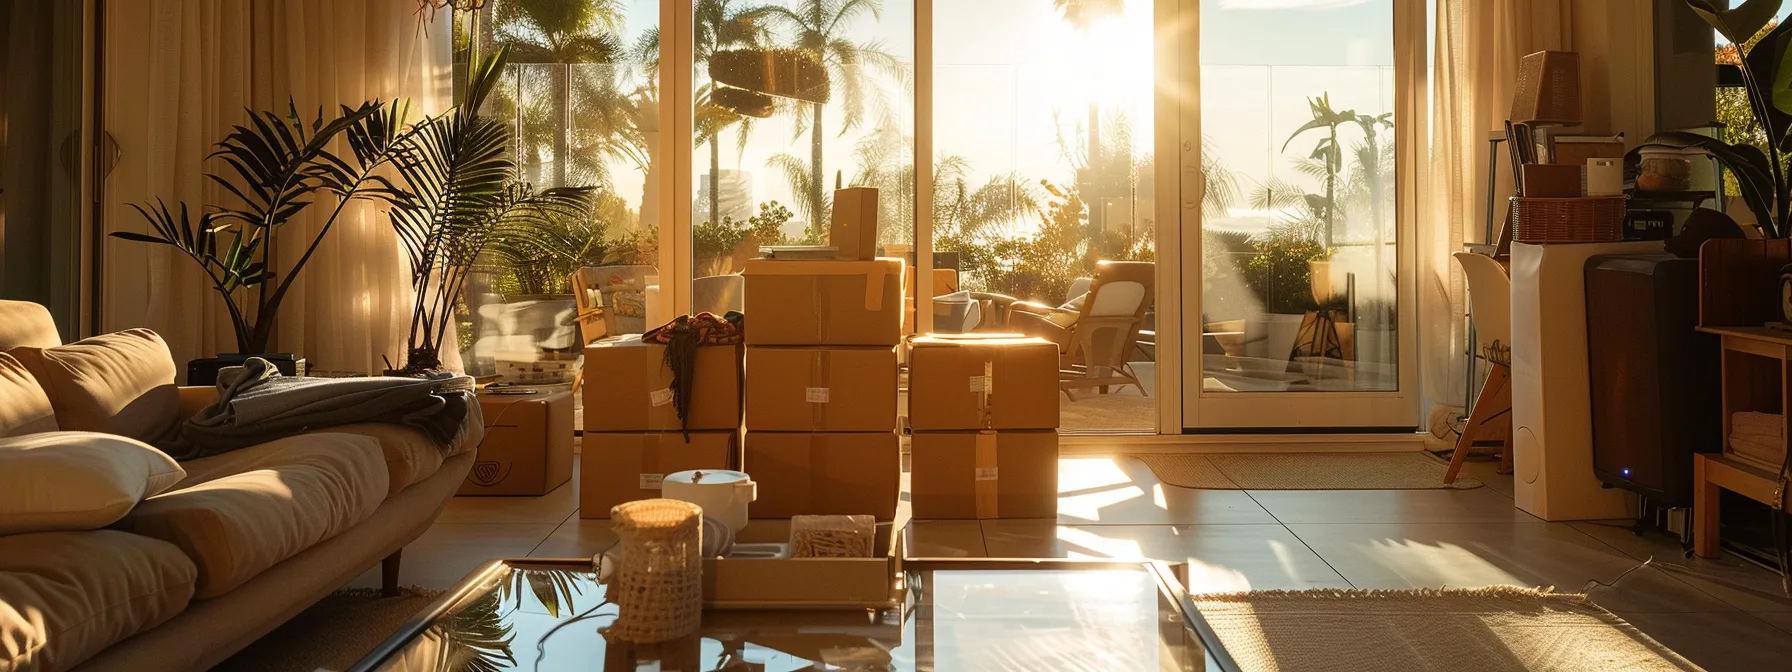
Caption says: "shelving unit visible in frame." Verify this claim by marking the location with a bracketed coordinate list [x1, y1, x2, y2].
[1692, 326, 1792, 558]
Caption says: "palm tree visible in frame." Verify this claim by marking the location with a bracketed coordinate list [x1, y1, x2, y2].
[490, 0, 629, 187]
[1053, 0, 1124, 29]
[762, 0, 910, 228]
[1282, 93, 1355, 247]
[693, 0, 774, 225]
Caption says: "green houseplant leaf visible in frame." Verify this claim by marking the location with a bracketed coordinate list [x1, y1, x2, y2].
[1687, 0, 1783, 45]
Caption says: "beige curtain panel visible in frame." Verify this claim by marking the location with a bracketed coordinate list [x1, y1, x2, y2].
[102, 0, 452, 373]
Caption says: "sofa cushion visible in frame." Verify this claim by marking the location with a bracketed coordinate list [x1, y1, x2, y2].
[0, 432, 186, 536]
[327, 410, 484, 494]
[10, 329, 180, 444]
[0, 301, 61, 351]
[113, 433, 389, 600]
[0, 530, 196, 672]
[0, 354, 57, 437]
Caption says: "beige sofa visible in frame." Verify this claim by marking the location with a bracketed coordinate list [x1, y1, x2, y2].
[0, 301, 481, 672]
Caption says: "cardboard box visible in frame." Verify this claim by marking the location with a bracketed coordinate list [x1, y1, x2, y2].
[579, 431, 738, 519]
[744, 431, 899, 520]
[744, 346, 898, 431]
[906, 268, 959, 298]
[584, 335, 742, 432]
[459, 389, 575, 496]
[907, 334, 1061, 430]
[830, 187, 879, 261]
[910, 430, 1058, 519]
[742, 258, 904, 346]
[704, 519, 904, 608]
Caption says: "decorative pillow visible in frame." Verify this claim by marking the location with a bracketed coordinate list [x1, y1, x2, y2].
[10, 328, 180, 443]
[0, 431, 186, 535]
[0, 353, 58, 437]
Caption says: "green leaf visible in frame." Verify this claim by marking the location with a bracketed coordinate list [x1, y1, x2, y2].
[109, 231, 172, 244]
[1687, 0, 1783, 45]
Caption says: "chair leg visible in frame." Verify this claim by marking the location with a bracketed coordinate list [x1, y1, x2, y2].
[1446, 365, 1509, 484]
[382, 549, 403, 597]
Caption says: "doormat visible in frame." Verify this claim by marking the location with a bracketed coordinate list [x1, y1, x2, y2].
[1192, 586, 1696, 671]
[1137, 452, 1482, 490]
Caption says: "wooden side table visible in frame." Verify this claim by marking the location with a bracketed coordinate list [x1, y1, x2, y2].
[1692, 326, 1792, 558]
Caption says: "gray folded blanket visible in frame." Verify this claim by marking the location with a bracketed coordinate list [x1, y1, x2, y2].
[159, 357, 477, 461]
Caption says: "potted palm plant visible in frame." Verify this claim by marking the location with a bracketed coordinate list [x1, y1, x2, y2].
[113, 100, 412, 383]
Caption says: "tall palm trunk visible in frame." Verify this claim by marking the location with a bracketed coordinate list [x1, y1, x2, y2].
[810, 101, 825, 227]
[709, 135, 722, 223]
[1323, 126, 1337, 248]
[554, 63, 570, 187]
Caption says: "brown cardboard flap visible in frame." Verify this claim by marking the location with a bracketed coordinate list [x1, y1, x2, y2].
[584, 335, 742, 432]
[744, 346, 897, 431]
[743, 259, 904, 346]
[579, 431, 737, 519]
[911, 430, 1058, 520]
[908, 335, 1059, 430]
[744, 431, 899, 520]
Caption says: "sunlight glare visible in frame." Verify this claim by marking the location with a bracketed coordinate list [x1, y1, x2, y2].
[1058, 458, 1135, 492]
[1056, 525, 1146, 559]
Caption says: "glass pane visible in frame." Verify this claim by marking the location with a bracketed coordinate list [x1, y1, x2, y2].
[456, 1, 662, 380]
[0, 0, 86, 338]
[1198, 0, 1397, 393]
[934, 0, 1157, 432]
[690, 0, 916, 316]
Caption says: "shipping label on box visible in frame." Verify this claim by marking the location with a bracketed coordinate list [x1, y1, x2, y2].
[580, 431, 738, 519]
[584, 335, 742, 432]
[745, 346, 897, 431]
[911, 430, 1058, 519]
[742, 258, 904, 346]
[744, 431, 899, 520]
[908, 334, 1060, 430]
[460, 390, 575, 496]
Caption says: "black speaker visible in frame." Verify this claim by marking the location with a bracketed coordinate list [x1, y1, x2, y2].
[1585, 253, 1721, 506]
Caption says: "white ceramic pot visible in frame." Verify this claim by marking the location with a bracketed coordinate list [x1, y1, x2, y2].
[662, 469, 756, 534]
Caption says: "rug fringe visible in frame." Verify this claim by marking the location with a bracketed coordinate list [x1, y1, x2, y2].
[327, 586, 442, 599]
[1190, 585, 1591, 603]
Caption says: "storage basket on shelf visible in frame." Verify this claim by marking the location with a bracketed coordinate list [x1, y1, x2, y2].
[1509, 196, 1624, 244]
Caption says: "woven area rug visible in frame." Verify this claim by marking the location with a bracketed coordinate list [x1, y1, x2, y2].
[1191, 587, 1698, 671]
[211, 587, 443, 672]
[1137, 452, 1482, 490]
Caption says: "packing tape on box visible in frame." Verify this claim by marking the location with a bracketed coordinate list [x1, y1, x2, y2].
[974, 430, 999, 518]
[808, 433, 831, 513]
[975, 359, 995, 429]
[808, 350, 833, 428]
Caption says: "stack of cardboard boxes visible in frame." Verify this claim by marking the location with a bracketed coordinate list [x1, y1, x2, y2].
[740, 187, 903, 521]
[908, 334, 1061, 519]
[579, 335, 743, 518]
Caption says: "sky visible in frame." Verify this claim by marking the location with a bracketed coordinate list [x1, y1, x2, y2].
[518, 0, 1395, 241]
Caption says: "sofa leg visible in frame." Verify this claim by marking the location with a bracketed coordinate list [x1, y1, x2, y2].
[382, 550, 403, 597]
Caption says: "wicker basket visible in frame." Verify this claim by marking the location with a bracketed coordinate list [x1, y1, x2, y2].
[1509, 196, 1624, 244]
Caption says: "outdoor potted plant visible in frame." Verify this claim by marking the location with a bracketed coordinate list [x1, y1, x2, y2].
[1240, 225, 1328, 370]
[112, 99, 413, 384]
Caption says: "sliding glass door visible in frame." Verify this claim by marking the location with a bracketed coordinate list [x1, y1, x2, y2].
[1179, 0, 1417, 430]
[455, 0, 1417, 433]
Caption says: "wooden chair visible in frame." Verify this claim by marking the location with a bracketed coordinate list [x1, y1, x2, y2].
[1010, 261, 1156, 400]
[1446, 251, 1513, 483]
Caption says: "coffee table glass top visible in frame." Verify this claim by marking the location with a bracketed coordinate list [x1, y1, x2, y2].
[354, 559, 1228, 671]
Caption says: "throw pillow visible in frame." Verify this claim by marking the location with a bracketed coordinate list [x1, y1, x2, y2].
[11, 328, 180, 443]
[0, 353, 58, 437]
[0, 431, 186, 535]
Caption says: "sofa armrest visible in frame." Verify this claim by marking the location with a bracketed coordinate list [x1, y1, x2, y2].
[177, 386, 217, 418]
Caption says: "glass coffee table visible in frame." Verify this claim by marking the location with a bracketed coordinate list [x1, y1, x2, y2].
[350, 558, 1236, 671]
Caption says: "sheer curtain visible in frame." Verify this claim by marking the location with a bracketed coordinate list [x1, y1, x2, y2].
[1412, 0, 1573, 439]
[104, 0, 450, 373]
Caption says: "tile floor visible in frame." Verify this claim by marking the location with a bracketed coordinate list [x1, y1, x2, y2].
[346, 451, 1792, 671]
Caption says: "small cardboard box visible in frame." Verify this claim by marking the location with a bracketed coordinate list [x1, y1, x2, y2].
[744, 346, 897, 431]
[911, 430, 1058, 519]
[579, 431, 738, 519]
[460, 389, 575, 496]
[908, 334, 1060, 430]
[742, 258, 904, 346]
[583, 335, 742, 432]
[830, 186, 879, 261]
[744, 431, 899, 520]
[906, 268, 959, 298]
[704, 519, 905, 608]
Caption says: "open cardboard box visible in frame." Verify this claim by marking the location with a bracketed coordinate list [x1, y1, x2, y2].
[703, 515, 906, 608]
